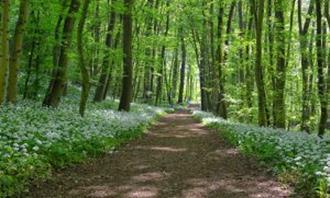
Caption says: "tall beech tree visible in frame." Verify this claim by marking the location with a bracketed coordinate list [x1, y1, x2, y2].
[315, 0, 328, 136]
[77, 0, 91, 116]
[215, 1, 226, 118]
[298, 0, 314, 132]
[43, 0, 80, 107]
[0, 0, 10, 105]
[273, 0, 287, 128]
[118, 0, 134, 111]
[94, 0, 117, 102]
[178, 33, 186, 105]
[253, 0, 268, 126]
[7, 0, 30, 103]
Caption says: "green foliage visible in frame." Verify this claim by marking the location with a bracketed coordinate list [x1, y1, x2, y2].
[0, 94, 168, 197]
[193, 111, 330, 197]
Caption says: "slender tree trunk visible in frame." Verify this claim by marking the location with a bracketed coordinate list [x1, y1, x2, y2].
[253, 0, 268, 126]
[245, 8, 254, 112]
[7, 0, 29, 103]
[216, 2, 235, 118]
[267, 0, 276, 125]
[32, 51, 41, 99]
[94, 0, 117, 102]
[77, 0, 91, 116]
[118, 0, 134, 111]
[273, 0, 287, 128]
[215, 2, 226, 117]
[325, 1, 330, 130]
[298, 0, 314, 132]
[178, 34, 186, 105]
[43, 0, 80, 107]
[23, 11, 40, 99]
[143, 0, 154, 102]
[23, 40, 35, 99]
[52, 0, 68, 69]
[190, 27, 206, 110]
[200, 1, 212, 111]
[155, 2, 170, 105]
[171, 48, 179, 105]
[308, 28, 316, 118]
[90, 0, 101, 77]
[238, 0, 245, 85]
[315, 0, 328, 136]
[0, 0, 10, 105]
[103, 29, 121, 100]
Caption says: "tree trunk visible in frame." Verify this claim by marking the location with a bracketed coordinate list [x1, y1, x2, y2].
[178, 34, 186, 105]
[77, 0, 91, 116]
[52, 0, 68, 69]
[267, 0, 276, 125]
[0, 0, 10, 105]
[23, 11, 40, 99]
[118, 0, 134, 111]
[7, 0, 30, 103]
[143, 0, 155, 102]
[43, 0, 80, 107]
[273, 0, 287, 128]
[90, 0, 101, 77]
[253, 0, 268, 126]
[298, 0, 314, 132]
[155, 2, 170, 105]
[103, 29, 121, 100]
[315, 0, 328, 136]
[94, 0, 117, 102]
[171, 48, 179, 105]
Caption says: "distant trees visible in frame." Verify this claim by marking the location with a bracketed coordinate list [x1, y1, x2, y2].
[0, 0, 328, 134]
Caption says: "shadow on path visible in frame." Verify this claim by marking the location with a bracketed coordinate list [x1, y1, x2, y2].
[27, 111, 291, 198]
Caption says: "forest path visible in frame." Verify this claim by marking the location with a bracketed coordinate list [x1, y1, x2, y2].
[27, 110, 291, 198]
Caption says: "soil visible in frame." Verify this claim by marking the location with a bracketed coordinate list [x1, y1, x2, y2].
[26, 110, 292, 198]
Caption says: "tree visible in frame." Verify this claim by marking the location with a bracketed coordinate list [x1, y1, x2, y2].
[253, 0, 268, 126]
[43, 0, 81, 107]
[77, 0, 91, 116]
[7, 0, 30, 103]
[118, 0, 134, 111]
[155, 0, 170, 105]
[298, 0, 314, 132]
[177, 34, 186, 105]
[0, 0, 10, 105]
[215, 1, 226, 117]
[273, 0, 287, 128]
[94, 0, 117, 102]
[315, 0, 328, 136]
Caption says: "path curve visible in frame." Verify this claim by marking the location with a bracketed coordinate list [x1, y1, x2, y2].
[27, 111, 291, 198]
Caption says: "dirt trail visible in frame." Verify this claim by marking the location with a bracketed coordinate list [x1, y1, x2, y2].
[27, 111, 291, 198]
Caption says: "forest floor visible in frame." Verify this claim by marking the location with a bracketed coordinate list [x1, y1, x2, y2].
[26, 110, 292, 198]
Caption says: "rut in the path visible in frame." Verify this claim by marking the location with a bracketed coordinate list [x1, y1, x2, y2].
[27, 111, 291, 198]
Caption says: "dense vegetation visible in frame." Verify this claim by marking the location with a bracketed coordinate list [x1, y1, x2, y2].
[0, 88, 169, 196]
[194, 111, 330, 197]
[0, 0, 328, 132]
[0, 0, 329, 196]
